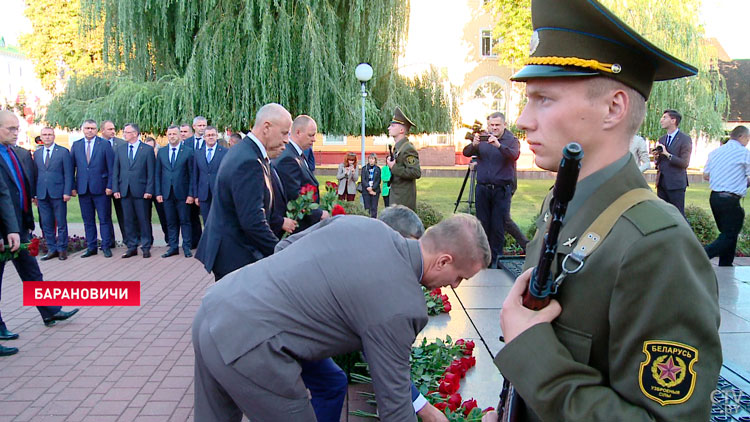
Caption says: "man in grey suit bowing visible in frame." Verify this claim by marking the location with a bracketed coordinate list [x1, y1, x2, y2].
[192, 213, 490, 421]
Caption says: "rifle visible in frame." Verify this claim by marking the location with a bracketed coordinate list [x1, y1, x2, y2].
[388, 144, 395, 162]
[498, 142, 583, 421]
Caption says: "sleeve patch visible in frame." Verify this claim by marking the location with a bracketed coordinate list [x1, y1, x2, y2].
[639, 340, 698, 405]
[406, 155, 417, 166]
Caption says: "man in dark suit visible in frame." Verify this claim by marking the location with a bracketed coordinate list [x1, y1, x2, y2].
[193, 126, 228, 223]
[195, 103, 292, 281]
[112, 123, 155, 258]
[273, 115, 329, 232]
[184, 117, 207, 249]
[0, 169, 21, 356]
[72, 121, 114, 257]
[156, 125, 195, 258]
[654, 109, 692, 216]
[100, 120, 127, 247]
[33, 127, 73, 261]
[0, 111, 79, 347]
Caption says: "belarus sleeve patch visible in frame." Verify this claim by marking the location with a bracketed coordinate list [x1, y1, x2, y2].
[406, 155, 417, 166]
[639, 340, 698, 405]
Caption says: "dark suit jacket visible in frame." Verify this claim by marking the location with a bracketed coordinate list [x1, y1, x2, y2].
[269, 166, 288, 239]
[13, 146, 36, 198]
[104, 136, 126, 151]
[655, 130, 692, 190]
[112, 142, 155, 198]
[192, 144, 228, 201]
[0, 171, 20, 237]
[155, 143, 194, 200]
[195, 135, 278, 274]
[360, 164, 382, 194]
[184, 136, 204, 151]
[71, 136, 114, 195]
[0, 147, 35, 231]
[272, 146, 323, 231]
[33, 144, 73, 200]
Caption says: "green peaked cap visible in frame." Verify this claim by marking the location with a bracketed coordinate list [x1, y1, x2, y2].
[511, 0, 698, 99]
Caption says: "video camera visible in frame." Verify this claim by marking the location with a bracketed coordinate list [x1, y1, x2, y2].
[462, 120, 490, 142]
[651, 145, 663, 154]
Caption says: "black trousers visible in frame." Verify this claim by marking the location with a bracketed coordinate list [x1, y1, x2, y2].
[475, 183, 511, 264]
[0, 230, 61, 328]
[150, 197, 169, 243]
[163, 196, 192, 252]
[362, 192, 379, 218]
[705, 191, 745, 266]
[190, 203, 202, 249]
[122, 195, 153, 251]
[657, 183, 686, 216]
[111, 196, 127, 246]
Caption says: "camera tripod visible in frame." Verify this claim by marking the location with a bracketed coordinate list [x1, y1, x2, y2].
[453, 159, 477, 213]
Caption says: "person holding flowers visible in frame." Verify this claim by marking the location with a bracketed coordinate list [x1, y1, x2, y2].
[336, 152, 358, 201]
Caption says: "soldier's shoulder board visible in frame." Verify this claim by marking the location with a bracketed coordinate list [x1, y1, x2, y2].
[623, 200, 678, 236]
[639, 340, 698, 405]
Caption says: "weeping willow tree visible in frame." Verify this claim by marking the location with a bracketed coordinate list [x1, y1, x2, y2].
[487, 0, 729, 141]
[44, 0, 456, 135]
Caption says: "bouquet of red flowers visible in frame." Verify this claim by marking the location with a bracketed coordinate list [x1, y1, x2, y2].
[320, 181, 342, 212]
[286, 184, 320, 221]
[0, 238, 40, 262]
[424, 287, 452, 315]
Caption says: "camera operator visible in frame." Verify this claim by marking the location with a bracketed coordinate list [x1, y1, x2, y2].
[462, 112, 520, 267]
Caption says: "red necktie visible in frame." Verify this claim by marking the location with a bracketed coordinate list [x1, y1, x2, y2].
[6, 146, 28, 212]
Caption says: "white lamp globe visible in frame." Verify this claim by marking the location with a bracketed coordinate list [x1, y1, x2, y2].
[355, 63, 373, 82]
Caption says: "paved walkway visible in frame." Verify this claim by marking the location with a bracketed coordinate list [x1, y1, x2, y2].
[0, 248, 747, 421]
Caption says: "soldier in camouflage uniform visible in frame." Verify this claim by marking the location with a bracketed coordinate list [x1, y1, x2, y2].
[386, 107, 421, 211]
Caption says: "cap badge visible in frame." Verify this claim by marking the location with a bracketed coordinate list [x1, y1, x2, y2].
[529, 30, 540, 55]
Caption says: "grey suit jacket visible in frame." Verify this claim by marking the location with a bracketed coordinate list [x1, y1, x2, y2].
[200, 216, 426, 421]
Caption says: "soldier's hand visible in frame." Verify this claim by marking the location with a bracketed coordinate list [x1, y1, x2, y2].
[500, 268, 562, 344]
[282, 217, 297, 233]
[7, 233, 20, 252]
[386, 156, 395, 168]
[481, 411, 499, 422]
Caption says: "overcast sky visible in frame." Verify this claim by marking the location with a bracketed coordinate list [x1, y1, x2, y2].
[1, 0, 748, 59]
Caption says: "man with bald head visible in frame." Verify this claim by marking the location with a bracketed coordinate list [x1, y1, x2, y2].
[195, 103, 292, 280]
[272, 115, 329, 233]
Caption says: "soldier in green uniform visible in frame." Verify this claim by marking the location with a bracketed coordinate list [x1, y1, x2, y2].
[386, 107, 421, 211]
[484, 0, 722, 421]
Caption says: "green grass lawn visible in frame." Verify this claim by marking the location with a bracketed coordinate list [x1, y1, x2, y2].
[57, 177, 713, 232]
[319, 175, 713, 232]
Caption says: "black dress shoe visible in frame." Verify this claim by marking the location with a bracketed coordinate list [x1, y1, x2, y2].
[59, 251, 68, 260]
[81, 249, 98, 258]
[161, 249, 179, 258]
[0, 345, 18, 356]
[102, 249, 112, 258]
[184, 250, 193, 258]
[0, 327, 19, 340]
[41, 251, 59, 261]
[43, 308, 79, 327]
[142, 250, 151, 258]
[122, 249, 138, 258]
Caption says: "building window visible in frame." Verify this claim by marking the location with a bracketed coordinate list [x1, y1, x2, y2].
[481, 30, 498, 57]
[322, 134, 346, 145]
[474, 81, 506, 112]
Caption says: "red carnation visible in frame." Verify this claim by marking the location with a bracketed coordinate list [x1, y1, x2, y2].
[447, 393, 462, 411]
[331, 204, 346, 216]
[462, 399, 478, 415]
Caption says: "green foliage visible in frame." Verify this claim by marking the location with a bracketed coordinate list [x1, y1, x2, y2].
[685, 204, 717, 245]
[331, 351, 368, 382]
[46, 0, 456, 135]
[416, 202, 444, 229]
[735, 213, 750, 256]
[486, 0, 729, 141]
[20, 0, 107, 93]
[340, 200, 370, 216]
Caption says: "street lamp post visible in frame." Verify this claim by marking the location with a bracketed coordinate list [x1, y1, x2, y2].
[355, 63, 373, 168]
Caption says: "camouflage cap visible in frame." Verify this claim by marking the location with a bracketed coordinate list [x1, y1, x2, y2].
[510, 0, 697, 99]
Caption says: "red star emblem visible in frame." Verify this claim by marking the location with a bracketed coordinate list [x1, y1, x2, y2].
[657, 356, 683, 382]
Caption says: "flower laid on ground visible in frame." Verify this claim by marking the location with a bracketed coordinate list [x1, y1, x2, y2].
[331, 204, 346, 216]
[350, 336, 492, 421]
[286, 184, 320, 221]
[424, 287, 452, 315]
[320, 181, 341, 212]
[0, 238, 40, 262]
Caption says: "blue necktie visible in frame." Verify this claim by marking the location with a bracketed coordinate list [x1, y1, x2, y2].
[170, 147, 177, 166]
[128, 145, 134, 163]
[206, 147, 213, 163]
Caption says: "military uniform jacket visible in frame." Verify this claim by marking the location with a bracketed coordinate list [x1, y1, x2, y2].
[495, 156, 721, 421]
[390, 137, 421, 210]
